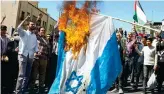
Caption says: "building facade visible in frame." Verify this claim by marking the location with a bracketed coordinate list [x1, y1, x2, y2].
[142, 21, 163, 37]
[1, 1, 57, 35]
[162, 19, 164, 31]
[142, 21, 153, 34]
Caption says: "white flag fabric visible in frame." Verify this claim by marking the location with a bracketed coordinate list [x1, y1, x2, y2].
[49, 14, 122, 94]
[136, 4, 147, 23]
[133, 0, 147, 24]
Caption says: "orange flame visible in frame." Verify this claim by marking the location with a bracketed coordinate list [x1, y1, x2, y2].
[59, 1, 90, 58]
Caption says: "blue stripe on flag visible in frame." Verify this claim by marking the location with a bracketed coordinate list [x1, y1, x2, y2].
[56, 32, 65, 77]
[49, 31, 66, 94]
[87, 32, 122, 94]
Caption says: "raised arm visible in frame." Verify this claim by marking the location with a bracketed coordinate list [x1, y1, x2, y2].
[1, 15, 6, 24]
[36, 13, 43, 27]
[18, 15, 30, 28]
[135, 44, 143, 56]
[17, 16, 30, 36]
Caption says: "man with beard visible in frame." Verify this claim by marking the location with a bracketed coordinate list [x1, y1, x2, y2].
[15, 16, 38, 94]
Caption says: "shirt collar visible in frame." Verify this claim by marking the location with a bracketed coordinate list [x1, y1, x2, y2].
[27, 30, 34, 34]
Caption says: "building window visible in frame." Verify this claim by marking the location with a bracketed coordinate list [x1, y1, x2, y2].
[49, 25, 53, 31]
[41, 21, 42, 26]
[42, 21, 47, 29]
[45, 22, 47, 29]
[42, 21, 45, 27]
[32, 15, 37, 22]
[49, 25, 51, 31]
[51, 25, 53, 31]
[20, 11, 25, 20]
[27, 12, 30, 16]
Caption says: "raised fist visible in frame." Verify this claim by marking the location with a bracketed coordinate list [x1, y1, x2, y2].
[38, 13, 43, 19]
[2, 15, 6, 19]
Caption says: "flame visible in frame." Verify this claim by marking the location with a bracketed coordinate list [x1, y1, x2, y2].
[59, 1, 91, 58]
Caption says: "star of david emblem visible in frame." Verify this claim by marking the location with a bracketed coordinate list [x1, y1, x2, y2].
[65, 71, 83, 94]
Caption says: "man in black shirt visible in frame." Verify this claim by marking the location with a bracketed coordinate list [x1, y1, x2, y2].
[154, 35, 164, 92]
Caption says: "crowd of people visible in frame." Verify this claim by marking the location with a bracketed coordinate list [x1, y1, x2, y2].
[1, 14, 59, 94]
[1, 14, 164, 94]
[111, 30, 164, 94]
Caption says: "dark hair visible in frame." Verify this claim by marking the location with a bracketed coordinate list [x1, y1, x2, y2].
[156, 40, 164, 51]
[143, 36, 147, 40]
[1, 25, 7, 31]
[147, 37, 153, 43]
[39, 27, 44, 32]
[28, 21, 35, 25]
[36, 26, 41, 31]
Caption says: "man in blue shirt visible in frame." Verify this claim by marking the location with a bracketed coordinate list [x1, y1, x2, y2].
[15, 16, 38, 94]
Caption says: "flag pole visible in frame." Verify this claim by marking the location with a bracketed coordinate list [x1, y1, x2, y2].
[112, 16, 160, 32]
[133, 21, 139, 36]
[94, 13, 160, 32]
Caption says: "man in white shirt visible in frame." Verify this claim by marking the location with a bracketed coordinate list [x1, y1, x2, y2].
[15, 16, 38, 94]
[135, 37, 156, 94]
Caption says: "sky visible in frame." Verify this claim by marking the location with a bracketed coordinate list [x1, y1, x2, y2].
[38, 0, 164, 32]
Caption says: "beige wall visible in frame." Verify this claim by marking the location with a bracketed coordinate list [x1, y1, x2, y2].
[18, 1, 48, 27]
[47, 17, 57, 33]
[18, 1, 56, 33]
[1, 1, 56, 35]
[1, 1, 20, 35]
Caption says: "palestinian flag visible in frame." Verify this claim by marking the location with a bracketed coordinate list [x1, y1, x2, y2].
[133, 0, 147, 24]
